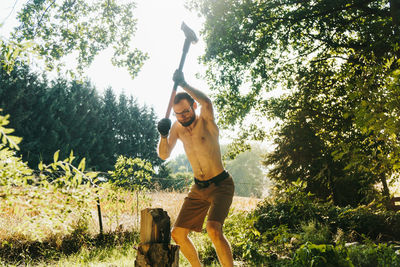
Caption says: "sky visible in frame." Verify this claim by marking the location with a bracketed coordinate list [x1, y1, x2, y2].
[85, 0, 209, 115]
[1, 0, 209, 158]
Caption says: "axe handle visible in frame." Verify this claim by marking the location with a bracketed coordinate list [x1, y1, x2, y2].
[165, 82, 179, 118]
[164, 38, 192, 118]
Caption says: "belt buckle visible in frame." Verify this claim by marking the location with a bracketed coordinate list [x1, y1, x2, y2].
[198, 181, 210, 189]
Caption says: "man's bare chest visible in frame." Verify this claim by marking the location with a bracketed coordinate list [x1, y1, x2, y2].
[178, 120, 217, 146]
[179, 126, 209, 145]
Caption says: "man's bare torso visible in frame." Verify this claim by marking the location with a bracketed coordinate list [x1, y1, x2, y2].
[174, 115, 224, 181]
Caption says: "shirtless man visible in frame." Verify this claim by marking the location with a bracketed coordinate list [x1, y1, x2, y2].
[157, 70, 235, 267]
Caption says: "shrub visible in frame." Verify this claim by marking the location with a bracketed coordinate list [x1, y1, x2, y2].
[292, 242, 353, 267]
[108, 155, 154, 189]
[347, 243, 400, 267]
[254, 183, 400, 243]
[197, 235, 218, 265]
[336, 207, 400, 242]
[300, 221, 332, 245]
[254, 181, 320, 233]
[224, 211, 269, 264]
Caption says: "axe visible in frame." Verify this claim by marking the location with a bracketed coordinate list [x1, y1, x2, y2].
[164, 22, 198, 118]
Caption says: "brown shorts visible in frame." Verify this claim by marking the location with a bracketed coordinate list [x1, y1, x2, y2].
[174, 173, 235, 232]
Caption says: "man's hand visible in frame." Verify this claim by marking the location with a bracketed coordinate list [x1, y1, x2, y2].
[173, 69, 187, 87]
[157, 118, 171, 137]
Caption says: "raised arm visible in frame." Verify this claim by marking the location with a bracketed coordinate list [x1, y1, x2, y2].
[173, 70, 214, 120]
[157, 119, 178, 160]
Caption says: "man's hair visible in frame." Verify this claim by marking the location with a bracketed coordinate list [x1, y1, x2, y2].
[174, 92, 194, 106]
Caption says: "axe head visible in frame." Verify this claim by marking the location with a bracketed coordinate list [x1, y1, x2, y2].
[181, 22, 198, 44]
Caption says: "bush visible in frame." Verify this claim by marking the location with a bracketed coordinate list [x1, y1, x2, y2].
[224, 211, 269, 264]
[347, 243, 400, 267]
[300, 221, 332, 245]
[292, 242, 353, 267]
[0, 228, 139, 264]
[197, 235, 218, 265]
[254, 182, 320, 233]
[336, 207, 400, 241]
[254, 184, 400, 243]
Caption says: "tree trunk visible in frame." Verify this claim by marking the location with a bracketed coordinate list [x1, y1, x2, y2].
[390, 0, 400, 36]
[379, 172, 391, 208]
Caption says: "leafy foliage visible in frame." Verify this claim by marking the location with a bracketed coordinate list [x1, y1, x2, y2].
[0, 110, 32, 188]
[166, 154, 193, 173]
[108, 155, 154, 189]
[0, 38, 35, 74]
[224, 211, 272, 264]
[347, 243, 400, 267]
[293, 242, 353, 267]
[254, 183, 400, 243]
[2, 0, 147, 77]
[190, 0, 400, 205]
[0, 113, 147, 265]
[218, 184, 400, 266]
[1, 111, 97, 241]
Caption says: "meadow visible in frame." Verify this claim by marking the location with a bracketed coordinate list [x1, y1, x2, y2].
[1, 173, 400, 266]
[0, 184, 261, 266]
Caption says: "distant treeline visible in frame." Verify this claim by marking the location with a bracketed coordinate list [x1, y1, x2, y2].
[0, 64, 161, 171]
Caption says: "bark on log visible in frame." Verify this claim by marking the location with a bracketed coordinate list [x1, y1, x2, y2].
[140, 208, 171, 244]
[135, 243, 179, 267]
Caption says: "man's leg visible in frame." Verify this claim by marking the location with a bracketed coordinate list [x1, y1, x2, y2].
[171, 226, 201, 267]
[206, 221, 233, 267]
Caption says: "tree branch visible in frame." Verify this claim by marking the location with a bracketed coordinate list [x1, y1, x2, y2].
[1, 0, 19, 25]
[34, 0, 57, 37]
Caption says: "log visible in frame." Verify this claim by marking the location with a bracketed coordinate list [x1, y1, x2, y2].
[135, 208, 179, 267]
[135, 243, 179, 267]
[140, 208, 171, 244]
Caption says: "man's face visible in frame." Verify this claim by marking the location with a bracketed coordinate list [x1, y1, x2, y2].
[173, 99, 196, 127]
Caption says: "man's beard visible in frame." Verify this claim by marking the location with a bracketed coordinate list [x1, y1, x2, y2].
[179, 114, 196, 127]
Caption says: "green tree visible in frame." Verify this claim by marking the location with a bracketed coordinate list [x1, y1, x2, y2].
[0, 64, 49, 166]
[223, 145, 266, 197]
[167, 154, 193, 173]
[1, 0, 147, 77]
[0, 65, 161, 171]
[135, 105, 161, 166]
[97, 87, 119, 170]
[108, 155, 154, 188]
[113, 92, 161, 168]
[190, 0, 400, 205]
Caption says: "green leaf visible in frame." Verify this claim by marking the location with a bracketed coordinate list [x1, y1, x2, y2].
[38, 161, 43, 171]
[78, 158, 86, 172]
[53, 150, 60, 163]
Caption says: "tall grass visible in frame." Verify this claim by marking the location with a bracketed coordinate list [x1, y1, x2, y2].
[0, 184, 261, 266]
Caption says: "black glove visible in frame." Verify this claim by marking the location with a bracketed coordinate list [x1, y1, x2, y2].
[157, 118, 171, 137]
[173, 69, 187, 87]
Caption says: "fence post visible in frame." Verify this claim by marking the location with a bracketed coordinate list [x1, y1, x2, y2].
[97, 196, 103, 235]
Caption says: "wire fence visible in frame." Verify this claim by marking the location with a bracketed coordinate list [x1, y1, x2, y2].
[25, 169, 266, 235]
[32, 169, 265, 187]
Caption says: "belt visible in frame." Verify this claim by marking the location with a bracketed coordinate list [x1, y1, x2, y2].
[194, 170, 229, 189]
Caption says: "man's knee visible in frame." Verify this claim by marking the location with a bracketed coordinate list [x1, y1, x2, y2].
[171, 227, 189, 243]
[206, 221, 223, 240]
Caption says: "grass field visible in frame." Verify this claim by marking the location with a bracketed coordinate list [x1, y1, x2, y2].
[82, 188, 261, 235]
[0, 186, 261, 266]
